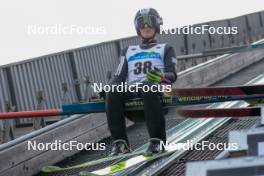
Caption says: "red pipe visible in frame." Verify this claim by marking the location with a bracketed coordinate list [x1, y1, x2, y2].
[0, 109, 61, 119]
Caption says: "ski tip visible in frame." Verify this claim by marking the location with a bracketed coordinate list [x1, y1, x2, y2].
[79, 171, 99, 176]
[40, 166, 62, 173]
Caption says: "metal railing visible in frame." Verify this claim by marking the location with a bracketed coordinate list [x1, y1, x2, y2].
[127, 75, 264, 176]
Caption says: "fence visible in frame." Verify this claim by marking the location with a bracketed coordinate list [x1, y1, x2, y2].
[0, 10, 263, 128]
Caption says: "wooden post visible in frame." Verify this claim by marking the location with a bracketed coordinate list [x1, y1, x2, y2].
[33, 91, 46, 130]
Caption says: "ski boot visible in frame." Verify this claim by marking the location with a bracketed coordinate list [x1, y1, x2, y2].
[145, 138, 165, 156]
[109, 139, 131, 156]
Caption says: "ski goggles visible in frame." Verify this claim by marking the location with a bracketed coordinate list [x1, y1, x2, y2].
[135, 15, 159, 29]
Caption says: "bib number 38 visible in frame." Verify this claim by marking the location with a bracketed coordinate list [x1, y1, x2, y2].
[134, 61, 152, 75]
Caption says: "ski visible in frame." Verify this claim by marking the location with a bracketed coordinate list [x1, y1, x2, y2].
[40, 151, 145, 174]
[115, 150, 176, 176]
[124, 94, 264, 111]
[1, 94, 264, 119]
[78, 150, 176, 176]
[169, 84, 264, 96]
[40, 149, 174, 175]
[176, 107, 261, 118]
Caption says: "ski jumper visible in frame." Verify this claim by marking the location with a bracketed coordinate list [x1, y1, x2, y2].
[106, 40, 177, 144]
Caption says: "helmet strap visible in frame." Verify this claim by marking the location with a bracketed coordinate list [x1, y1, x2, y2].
[141, 36, 156, 43]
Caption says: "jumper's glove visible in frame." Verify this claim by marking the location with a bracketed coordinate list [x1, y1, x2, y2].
[146, 67, 171, 84]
